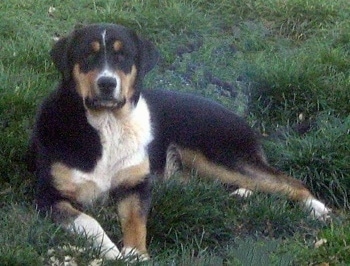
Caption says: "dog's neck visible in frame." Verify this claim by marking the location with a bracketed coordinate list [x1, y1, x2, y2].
[85, 95, 153, 146]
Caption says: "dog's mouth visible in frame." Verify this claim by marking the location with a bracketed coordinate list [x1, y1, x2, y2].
[85, 97, 126, 110]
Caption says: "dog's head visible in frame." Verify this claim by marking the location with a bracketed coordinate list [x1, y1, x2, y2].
[51, 23, 159, 110]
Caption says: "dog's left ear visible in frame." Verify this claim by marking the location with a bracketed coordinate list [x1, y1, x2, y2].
[137, 37, 159, 77]
[50, 36, 71, 80]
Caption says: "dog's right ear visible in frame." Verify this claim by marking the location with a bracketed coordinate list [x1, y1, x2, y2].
[50, 36, 70, 80]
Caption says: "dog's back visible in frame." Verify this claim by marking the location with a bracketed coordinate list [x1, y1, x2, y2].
[144, 89, 262, 171]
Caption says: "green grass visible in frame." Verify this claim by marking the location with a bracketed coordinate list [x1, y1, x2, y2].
[1, 0, 349, 264]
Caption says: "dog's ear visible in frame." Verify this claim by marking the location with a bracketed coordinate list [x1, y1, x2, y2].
[137, 37, 159, 77]
[50, 36, 70, 80]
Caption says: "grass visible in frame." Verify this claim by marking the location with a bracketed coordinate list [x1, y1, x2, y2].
[0, 0, 349, 264]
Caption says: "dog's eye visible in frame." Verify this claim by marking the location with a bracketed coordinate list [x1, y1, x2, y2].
[85, 52, 97, 64]
[114, 51, 126, 62]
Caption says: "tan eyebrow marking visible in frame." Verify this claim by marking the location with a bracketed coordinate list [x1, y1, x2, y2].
[113, 41, 123, 52]
[91, 41, 101, 52]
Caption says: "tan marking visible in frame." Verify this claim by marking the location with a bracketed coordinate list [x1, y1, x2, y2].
[117, 194, 148, 256]
[112, 157, 150, 189]
[73, 64, 99, 101]
[177, 148, 313, 202]
[119, 65, 137, 99]
[51, 163, 77, 200]
[91, 41, 101, 52]
[51, 162, 101, 205]
[113, 41, 123, 52]
[112, 65, 137, 117]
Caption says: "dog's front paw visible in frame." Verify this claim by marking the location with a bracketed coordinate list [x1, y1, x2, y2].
[304, 198, 331, 221]
[122, 247, 150, 262]
[102, 246, 123, 260]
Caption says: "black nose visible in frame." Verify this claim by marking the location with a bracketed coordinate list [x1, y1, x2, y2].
[97, 76, 117, 96]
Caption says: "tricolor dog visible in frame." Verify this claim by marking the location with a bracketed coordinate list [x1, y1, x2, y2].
[28, 23, 330, 261]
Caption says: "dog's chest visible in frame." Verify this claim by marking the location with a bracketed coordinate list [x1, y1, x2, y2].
[71, 98, 153, 195]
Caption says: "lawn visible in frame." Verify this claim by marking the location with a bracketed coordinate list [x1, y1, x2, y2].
[0, 0, 349, 265]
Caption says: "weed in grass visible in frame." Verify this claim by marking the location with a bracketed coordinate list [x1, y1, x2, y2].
[281, 216, 350, 265]
[309, 219, 350, 264]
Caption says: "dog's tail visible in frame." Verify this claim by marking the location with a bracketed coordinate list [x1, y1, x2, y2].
[175, 147, 330, 220]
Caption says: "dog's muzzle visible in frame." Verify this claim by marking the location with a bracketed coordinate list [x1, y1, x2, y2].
[85, 76, 126, 110]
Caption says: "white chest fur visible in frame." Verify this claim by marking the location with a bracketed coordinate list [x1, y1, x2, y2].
[72, 96, 153, 198]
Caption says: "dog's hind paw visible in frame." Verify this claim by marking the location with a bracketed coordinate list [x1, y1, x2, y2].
[304, 198, 331, 221]
[230, 188, 253, 198]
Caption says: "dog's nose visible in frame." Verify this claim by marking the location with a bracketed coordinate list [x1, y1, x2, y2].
[97, 76, 117, 96]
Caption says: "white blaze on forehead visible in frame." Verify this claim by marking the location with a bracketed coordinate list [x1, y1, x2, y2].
[101, 29, 108, 65]
[98, 29, 121, 97]
[101, 29, 107, 48]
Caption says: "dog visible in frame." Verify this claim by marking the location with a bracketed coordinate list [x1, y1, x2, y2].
[28, 23, 330, 261]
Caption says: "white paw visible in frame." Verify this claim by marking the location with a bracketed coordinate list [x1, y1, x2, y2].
[102, 246, 123, 260]
[230, 188, 253, 198]
[304, 198, 331, 221]
[122, 247, 150, 262]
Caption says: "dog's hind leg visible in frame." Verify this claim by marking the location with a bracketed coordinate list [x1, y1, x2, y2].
[177, 148, 330, 220]
[237, 163, 331, 220]
[52, 201, 122, 260]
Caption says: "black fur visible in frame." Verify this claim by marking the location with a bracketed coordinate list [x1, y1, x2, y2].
[143, 89, 263, 172]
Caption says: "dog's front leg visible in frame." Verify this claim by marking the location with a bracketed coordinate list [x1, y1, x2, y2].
[53, 201, 122, 260]
[115, 176, 152, 261]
